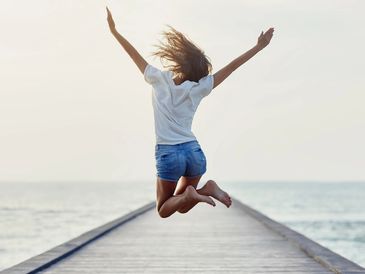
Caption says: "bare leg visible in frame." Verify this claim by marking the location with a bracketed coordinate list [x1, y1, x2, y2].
[174, 175, 203, 213]
[174, 174, 202, 195]
[156, 177, 215, 218]
[176, 178, 232, 213]
[198, 180, 232, 208]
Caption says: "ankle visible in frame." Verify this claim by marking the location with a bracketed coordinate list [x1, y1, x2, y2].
[197, 185, 210, 196]
[197, 180, 217, 196]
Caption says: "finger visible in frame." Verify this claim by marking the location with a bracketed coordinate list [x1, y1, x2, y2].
[106, 6, 112, 15]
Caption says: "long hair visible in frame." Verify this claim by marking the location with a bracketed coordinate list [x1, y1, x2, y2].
[152, 25, 212, 83]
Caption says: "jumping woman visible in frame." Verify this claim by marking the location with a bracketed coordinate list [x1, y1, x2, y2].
[106, 7, 274, 218]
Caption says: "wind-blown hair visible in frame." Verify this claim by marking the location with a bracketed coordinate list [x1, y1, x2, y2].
[152, 25, 212, 83]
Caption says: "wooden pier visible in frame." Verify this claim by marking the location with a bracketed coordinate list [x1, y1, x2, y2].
[2, 198, 365, 274]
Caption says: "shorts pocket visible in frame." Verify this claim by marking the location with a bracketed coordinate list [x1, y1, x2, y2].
[185, 146, 207, 177]
[157, 151, 178, 170]
[191, 147, 206, 166]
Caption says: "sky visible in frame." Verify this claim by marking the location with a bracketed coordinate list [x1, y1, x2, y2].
[0, 0, 364, 183]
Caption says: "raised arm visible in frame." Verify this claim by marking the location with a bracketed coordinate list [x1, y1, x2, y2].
[212, 27, 275, 89]
[106, 7, 147, 74]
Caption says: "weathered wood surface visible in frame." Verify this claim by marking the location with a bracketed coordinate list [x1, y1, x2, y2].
[38, 200, 343, 273]
[1, 203, 155, 274]
[4, 198, 365, 274]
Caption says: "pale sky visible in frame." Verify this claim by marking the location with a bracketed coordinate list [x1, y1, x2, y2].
[0, 0, 364, 183]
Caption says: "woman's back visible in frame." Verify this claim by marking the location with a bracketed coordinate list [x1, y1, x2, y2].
[144, 64, 214, 145]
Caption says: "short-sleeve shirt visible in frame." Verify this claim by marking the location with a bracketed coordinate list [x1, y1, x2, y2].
[144, 64, 214, 145]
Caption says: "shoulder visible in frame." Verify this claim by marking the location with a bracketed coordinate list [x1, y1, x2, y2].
[144, 64, 171, 85]
[186, 74, 214, 105]
[144, 64, 161, 84]
[198, 74, 214, 90]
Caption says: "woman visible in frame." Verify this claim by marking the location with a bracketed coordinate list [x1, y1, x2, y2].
[106, 7, 274, 218]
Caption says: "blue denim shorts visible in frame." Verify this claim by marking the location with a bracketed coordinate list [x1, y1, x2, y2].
[155, 140, 207, 183]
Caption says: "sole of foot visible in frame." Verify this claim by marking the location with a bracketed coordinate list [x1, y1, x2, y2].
[185, 185, 216, 207]
[204, 180, 232, 208]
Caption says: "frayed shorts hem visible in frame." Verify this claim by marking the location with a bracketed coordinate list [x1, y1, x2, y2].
[182, 170, 207, 179]
[156, 175, 178, 183]
[157, 169, 206, 184]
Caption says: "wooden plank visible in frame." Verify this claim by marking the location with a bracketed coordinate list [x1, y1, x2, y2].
[35, 201, 335, 273]
[3, 197, 364, 273]
[1, 202, 155, 274]
[234, 201, 365, 274]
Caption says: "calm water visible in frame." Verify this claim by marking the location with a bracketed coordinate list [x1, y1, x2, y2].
[0, 181, 364, 270]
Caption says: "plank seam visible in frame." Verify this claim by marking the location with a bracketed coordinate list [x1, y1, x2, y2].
[233, 197, 365, 274]
[1, 201, 156, 274]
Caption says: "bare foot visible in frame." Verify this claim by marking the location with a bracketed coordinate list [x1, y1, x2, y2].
[184, 185, 216, 207]
[201, 180, 232, 208]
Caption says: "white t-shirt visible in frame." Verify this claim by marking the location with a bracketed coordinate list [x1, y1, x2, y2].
[144, 64, 214, 145]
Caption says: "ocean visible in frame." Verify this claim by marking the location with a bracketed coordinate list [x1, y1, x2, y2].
[0, 181, 364, 270]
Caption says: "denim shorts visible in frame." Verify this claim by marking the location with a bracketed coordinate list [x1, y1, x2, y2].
[155, 140, 207, 183]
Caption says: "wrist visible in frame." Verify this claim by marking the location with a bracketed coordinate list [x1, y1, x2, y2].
[254, 44, 263, 51]
[110, 28, 118, 35]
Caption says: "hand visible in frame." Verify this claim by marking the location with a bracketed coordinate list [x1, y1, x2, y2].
[106, 6, 116, 32]
[256, 27, 275, 50]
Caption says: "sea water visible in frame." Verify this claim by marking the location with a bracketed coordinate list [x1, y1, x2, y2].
[0, 181, 364, 270]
